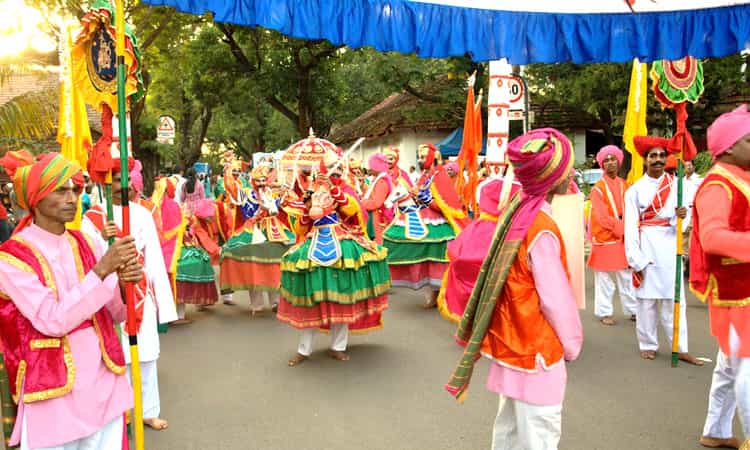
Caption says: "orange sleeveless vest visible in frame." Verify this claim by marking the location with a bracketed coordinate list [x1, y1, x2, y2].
[481, 210, 568, 371]
[690, 167, 750, 307]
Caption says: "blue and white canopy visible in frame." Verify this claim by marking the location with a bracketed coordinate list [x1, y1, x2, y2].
[141, 0, 750, 64]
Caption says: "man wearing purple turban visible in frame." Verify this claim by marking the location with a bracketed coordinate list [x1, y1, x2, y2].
[446, 129, 583, 450]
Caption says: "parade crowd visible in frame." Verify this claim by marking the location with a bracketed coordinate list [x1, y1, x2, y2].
[0, 106, 748, 450]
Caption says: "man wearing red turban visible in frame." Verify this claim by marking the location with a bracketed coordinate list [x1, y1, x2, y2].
[692, 105, 750, 449]
[0, 152, 141, 449]
[624, 137, 701, 365]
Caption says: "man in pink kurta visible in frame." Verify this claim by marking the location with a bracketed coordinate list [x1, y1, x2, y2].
[587, 145, 637, 325]
[0, 153, 141, 450]
[692, 106, 750, 449]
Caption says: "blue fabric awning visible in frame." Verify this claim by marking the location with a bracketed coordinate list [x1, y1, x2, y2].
[140, 0, 750, 64]
[436, 128, 486, 158]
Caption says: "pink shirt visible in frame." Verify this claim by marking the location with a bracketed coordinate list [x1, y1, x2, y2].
[0, 224, 133, 448]
[486, 204, 584, 406]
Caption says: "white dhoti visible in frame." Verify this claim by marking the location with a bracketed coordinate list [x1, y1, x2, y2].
[703, 326, 750, 439]
[127, 360, 161, 420]
[491, 395, 562, 450]
[635, 297, 689, 352]
[594, 269, 638, 317]
[249, 291, 279, 312]
[21, 414, 122, 450]
[297, 324, 349, 356]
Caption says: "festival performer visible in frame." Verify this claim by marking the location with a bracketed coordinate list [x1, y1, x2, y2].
[383, 147, 413, 191]
[152, 176, 185, 298]
[278, 148, 390, 367]
[361, 153, 393, 244]
[623, 136, 702, 365]
[175, 199, 220, 322]
[0, 153, 139, 449]
[445, 129, 583, 450]
[383, 144, 469, 308]
[692, 106, 750, 449]
[220, 165, 294, 315]
[437, 175, 521, 323]
[82, 166, 178, 431]
[588, 145, 638, 325]
[213, 156, 247, 244]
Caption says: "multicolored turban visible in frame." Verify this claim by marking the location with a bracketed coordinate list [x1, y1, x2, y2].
[707, 104, 750, 159]
[509, 128, 574, 199]
[596, 145, 624, 168]
[0, 153, 82, 231]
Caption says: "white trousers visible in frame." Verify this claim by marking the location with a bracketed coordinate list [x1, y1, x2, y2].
[635, 297, 689, 352]
[594, 270, 637, 317]
[127, 360, 161, 420]
[176, 303, 186, 319]
[249, 291, 280, 311]
[297, 324, 349, 356]
[702, 326, 750, 439]
[492, 395, 562, 450]
[21, 414, 122, 450]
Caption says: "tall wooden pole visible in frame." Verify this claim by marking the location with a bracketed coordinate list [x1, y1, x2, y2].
[114, 0, 145, 447]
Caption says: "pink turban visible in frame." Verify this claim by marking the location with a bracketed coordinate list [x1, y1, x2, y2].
[445, 161, 459, 174]
[368, 153, 389, 174]
[596, 145, 623, 168]
[707, 104, 750, 159]
[130, 159, 143, 194]
[194, 199, 215, 219]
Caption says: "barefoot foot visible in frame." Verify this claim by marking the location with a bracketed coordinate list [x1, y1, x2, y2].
[288, 353, 308, 367]
[144, 417, 168, 430]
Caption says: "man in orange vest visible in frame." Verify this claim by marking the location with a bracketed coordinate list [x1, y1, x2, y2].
[692, 105, 750, 449]
[587, 145, 637, 325]
[446, 128, 583, 450]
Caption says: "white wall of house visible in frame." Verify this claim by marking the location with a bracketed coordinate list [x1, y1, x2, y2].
[572, 130, 587, 164]
[354, 129, 452, 172]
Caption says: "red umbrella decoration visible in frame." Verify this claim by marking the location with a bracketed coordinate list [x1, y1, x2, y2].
[649, 56, 704, 367]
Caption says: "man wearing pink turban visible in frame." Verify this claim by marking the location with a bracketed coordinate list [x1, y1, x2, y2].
[446, 129, 583, 450]
[588, 145, 637, 326]
[691, 105, 750, 449]
[361, 153, 393, 244]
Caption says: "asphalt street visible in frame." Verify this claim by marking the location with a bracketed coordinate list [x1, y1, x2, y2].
[142, 275, 740, 450]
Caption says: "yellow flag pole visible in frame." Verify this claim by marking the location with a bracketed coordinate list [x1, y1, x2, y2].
[114, 0, 145, 448]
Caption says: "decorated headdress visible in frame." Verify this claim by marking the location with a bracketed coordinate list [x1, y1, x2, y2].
[509, 128, 573, 197]
[348, 158, 362, 170]
[0, 153, 83, 231]
[383, 147, 400, 161]
[707, 104, 750, 159]
[418, 144, 441, 168]
[596, 145, 624, 168]
[251, 165, 270, 181]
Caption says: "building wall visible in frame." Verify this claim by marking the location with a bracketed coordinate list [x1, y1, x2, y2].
[355, 129, 452, 172]
[572, 130, 587, 164]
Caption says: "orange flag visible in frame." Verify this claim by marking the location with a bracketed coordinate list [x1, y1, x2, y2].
[456, 79, 476, 210]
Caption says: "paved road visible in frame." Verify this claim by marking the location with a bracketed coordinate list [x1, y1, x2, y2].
[145, 277, 741, 450]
